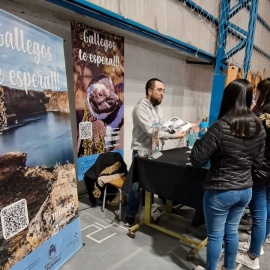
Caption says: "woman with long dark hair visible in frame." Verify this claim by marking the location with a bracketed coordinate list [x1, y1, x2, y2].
[236, 78, 270, 269]
[191, 79, 266, 270]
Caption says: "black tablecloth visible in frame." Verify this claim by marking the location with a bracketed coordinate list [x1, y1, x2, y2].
[123, 147, 208, 226]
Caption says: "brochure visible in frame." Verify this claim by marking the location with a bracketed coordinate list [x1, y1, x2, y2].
[161, 117, 192, 134]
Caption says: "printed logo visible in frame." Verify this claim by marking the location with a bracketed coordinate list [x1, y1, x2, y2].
[49, 244, 56, 259]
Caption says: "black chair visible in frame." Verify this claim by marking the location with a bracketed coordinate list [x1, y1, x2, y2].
[84, 152, 128, 219]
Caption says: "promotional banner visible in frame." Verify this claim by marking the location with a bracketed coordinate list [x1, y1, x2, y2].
[71, 21, 124, 180]
[0, 10, 82, 270]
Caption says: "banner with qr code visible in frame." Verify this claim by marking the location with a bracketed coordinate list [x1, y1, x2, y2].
[0, 9, 82, 270]
[71, 20, 124, 180]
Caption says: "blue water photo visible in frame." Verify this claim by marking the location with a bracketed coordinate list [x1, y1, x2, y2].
[0, 112, 74, 167]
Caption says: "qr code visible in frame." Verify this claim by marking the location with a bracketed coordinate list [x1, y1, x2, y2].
[1, 199, 29, 240]
[79, 122, 92, 139]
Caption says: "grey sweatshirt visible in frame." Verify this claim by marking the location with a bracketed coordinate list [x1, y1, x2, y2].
[131, 98, 174, 151]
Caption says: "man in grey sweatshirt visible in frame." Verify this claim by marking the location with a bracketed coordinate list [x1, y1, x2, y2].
[124, 78, 186, 226]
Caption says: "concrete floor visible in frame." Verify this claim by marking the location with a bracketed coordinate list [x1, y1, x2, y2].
[60, 194, 270, 270]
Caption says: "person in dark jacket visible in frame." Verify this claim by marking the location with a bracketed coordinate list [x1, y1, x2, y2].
[190, 79, 266, 270]
[236, 78, 270, 269]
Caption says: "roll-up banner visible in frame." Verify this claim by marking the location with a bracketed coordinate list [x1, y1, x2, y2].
[71, 21, 124, 180]
[0, 9, 82, 270]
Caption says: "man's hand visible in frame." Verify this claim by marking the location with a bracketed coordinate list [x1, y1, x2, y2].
[173, 130, 186, 138]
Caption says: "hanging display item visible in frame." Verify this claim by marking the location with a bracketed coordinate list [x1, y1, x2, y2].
[71, 20, 124, 180]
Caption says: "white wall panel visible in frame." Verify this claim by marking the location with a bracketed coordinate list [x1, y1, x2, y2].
[86, 0, 270, 75]
[86, 0, 217, 55]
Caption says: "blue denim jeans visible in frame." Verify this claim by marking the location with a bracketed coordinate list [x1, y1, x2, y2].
[249, 186, 270, 257]
[126, 150, 155, 218]
[203, 188, 252, 270]
[126, 182, 141, 218]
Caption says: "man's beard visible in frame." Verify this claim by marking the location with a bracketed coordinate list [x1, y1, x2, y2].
[150, 96, 162, 106]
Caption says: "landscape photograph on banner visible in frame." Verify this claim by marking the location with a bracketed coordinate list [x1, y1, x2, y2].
[71, 20, 124, 180]
[0, 10, 80, 270]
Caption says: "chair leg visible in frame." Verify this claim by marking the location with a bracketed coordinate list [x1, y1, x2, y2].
[119, 188, 122, 220]
[102, 185, 107, 212]
[102, 184, 123, 220]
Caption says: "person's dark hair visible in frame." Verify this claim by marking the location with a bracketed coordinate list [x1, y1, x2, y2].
[145, 78, 163, 96]
[218, 79, 261, 138]
[252, 78, 270, 115]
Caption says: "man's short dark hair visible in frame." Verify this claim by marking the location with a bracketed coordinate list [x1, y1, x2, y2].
[145, 78, 163, 96]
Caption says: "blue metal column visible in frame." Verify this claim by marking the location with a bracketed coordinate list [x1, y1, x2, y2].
[243, 0, 259, 78]
[209, 0, 259, 125]
[208, 0, 229, 125]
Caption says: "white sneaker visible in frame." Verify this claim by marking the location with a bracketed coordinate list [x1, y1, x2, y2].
[265, 236, 270, 244]
[151, 208, 161, 221]
[194, 266, 205, 270]
[137, 203, 160, 222]
[236, 252, 260, 270]
[238, 241, 264, 255]
[151, 203, 158, 213]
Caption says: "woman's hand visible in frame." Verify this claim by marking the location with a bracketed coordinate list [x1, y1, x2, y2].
[191, 123, 199, 133]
